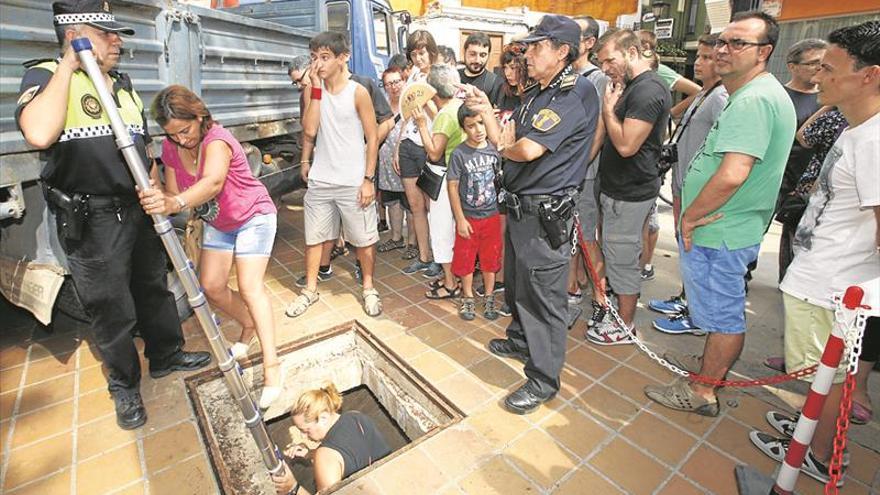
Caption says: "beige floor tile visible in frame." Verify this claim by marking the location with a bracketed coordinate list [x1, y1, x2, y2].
[601, 365, 662, 405]
[565, 345, 617, 379]
[78, 365, 109, 395]
[620, 412, 698, 466]
[409, 352, 459, 383]
[435, 372, 494, 414]
[384, 334, 432, 360]
[333, 475, 384, 495]
[28, 334, 80, 362]
[679, 444, 738, 495]
[111, 481, 147, 495]
[656, 475, 705, 495]
[11, 400, 73, 449]
[706, 418, 778, 474]
[646, 400, 720, 437]
[726, 393, 790, 430]
[5, 468, 70, 495]
[466, 401, 531, 447]
[370, 448, 446, 495]
[847, 442, 880, 486]
[571, 383, 640, 431]
[142, 383, 194, 435]
[76, 443, 142, 495]
[503, 429, 579, 490]
[541, 406, 611, 459]
[458, 456, 539, 494]
[557, 366, 592, 400]
[23, 352, 76, 385]
[437, 337, 489, 369]
[77, 414, 138, 460]
[419, 424, 494, 479]
[625, 352, 677, 384]
[409, 321, 460, 348]
[4, 433, 72, 490]
[0, 365, 24, 392]
[17, 374, 75, 414]
[466, 357, 521, 395]
[552, 465, 625, 495]
[77, 388, 115, 424]
[148, 454, 216, 495]
[0, 346, 29, 372]
[142, 421, 203, 475]
[386, 306, 435, 330]
[1, 390, 18, 421]
[592, 343, 637, 363]
[588, 438, 670, 495]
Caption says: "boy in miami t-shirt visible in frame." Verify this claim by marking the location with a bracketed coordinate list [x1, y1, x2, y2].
[447, 105, 503, 321]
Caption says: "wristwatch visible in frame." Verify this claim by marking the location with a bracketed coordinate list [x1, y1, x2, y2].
[364, 175, 375, 182]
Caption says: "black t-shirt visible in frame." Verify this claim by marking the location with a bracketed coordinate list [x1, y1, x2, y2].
[495, 87, 521, 114]
[351, 73, 393, 124]
[321, 411, 391, 479]
[598, 70, 671, 202]
[780, 86, 820, 196]
[459, 68, 503, 107]
[503, 69, 599, 196]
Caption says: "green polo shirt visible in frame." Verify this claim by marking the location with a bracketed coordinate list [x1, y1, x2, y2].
[681, 73, 796, 250]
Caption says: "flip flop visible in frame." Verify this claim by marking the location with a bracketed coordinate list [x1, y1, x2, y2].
[851, 401, 873, 425]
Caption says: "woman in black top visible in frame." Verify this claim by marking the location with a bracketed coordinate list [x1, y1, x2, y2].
[273, 384, 391, 494]
[495, 44, 527, 115]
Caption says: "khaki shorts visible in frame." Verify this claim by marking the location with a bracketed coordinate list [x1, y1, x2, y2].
[304, 180, 379, 247]
[783, 293, 847, 384]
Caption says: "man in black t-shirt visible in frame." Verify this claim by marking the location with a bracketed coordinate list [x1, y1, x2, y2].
[586, 29, 671, 347]
[458, 32, 503, 107]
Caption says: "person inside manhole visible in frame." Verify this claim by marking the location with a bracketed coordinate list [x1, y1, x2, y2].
[272, 384, 392, 494]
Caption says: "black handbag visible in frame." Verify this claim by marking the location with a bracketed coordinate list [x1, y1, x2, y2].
[416, 162, 446, 201]
[775, 194, 808, 228]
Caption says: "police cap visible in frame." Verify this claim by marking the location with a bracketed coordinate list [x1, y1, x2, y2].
[53, 0, 135, 36]
[520, 15, 580, 47]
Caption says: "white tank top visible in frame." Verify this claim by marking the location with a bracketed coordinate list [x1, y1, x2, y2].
[311, 80, 366, 187]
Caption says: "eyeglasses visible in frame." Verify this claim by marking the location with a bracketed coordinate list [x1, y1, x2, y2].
[714, 38, 770, 51]
[291, 73, 308, 88]
[382, 79, 403, 88]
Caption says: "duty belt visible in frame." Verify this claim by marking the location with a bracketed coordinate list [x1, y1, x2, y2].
[502, 189, 578, 219]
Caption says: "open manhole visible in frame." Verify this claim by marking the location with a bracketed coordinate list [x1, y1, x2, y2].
[185, 321, 464, 494]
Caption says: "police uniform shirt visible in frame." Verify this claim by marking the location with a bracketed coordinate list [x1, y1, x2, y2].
[504, 68, 599, 196]
[15, 60, 151, 196]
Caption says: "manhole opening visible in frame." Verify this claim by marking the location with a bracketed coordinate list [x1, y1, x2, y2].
[185, 321, 463, 494]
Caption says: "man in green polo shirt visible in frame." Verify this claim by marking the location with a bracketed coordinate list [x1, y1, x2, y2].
[644, 11, 796, 416]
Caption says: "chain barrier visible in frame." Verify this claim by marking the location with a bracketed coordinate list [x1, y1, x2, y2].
[572, 217, 823, 388]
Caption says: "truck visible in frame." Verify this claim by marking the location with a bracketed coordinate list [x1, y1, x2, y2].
[0, 0, 406, 327]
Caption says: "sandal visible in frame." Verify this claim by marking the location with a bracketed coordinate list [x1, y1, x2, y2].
[401, 244, 418, 260]
[330, 245, 349, 261]
[426, 284, 460, 300]
[285, 289, 319, 318]
[427, 278, 444, 290]
[644, 377, 720, 417]
[378, 238, 405, 253]
[363, 288, 382, 317]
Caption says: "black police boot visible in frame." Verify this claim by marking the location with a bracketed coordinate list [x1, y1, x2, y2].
[487, 339, 529, 364]
[504, 381, 556, 415]
[149, 350, 212, 379]
[113, 391, 147, 430]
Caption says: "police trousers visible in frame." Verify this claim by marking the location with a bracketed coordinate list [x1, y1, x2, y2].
[504, 210, 573, 396]
[59, 199, 183, 394]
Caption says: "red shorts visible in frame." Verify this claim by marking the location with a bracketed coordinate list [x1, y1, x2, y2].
[452, 213, 502, 277]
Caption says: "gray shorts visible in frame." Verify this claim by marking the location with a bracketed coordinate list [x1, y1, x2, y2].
[599, 193, 656, 295]
[576, 178, 600, 241]
[304, 180, 379, 247]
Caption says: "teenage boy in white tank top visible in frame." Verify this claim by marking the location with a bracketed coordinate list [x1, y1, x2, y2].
[286, 31, 383, 318]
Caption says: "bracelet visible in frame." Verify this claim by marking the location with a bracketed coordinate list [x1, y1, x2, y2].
[393, 114, 401, 124]
[310, 87, 322, 100]
[288, 482, 301, 495]
[174, 195, 187, 211]
[300, 160, 310, 165]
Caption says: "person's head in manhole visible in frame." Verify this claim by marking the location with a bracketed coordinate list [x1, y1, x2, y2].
[272, 383, 393, 494]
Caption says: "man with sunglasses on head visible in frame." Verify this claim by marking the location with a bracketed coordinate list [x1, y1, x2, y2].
[644, 11, 796, 417]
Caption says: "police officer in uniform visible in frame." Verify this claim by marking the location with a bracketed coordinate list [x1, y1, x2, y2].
[475, 15, 599, 414]
[16, 0, 211, 430]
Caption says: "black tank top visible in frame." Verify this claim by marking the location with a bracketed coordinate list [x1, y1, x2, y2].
[321, 411, 392, 478]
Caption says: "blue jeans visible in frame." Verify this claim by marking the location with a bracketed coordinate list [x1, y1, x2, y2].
[202, 214, 277, 257]
[679, 241, 760, 334]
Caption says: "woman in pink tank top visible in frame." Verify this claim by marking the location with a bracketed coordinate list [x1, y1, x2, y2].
[138, 85, 283, 409]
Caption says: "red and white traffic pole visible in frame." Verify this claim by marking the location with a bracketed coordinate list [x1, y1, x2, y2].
[770, 286, 865, 495]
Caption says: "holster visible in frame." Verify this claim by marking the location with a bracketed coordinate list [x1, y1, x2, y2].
[538, 195, 575, 249]
[44, 184, 88, 241]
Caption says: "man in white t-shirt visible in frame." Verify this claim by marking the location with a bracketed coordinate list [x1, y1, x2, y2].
[749, 21, 880, 486]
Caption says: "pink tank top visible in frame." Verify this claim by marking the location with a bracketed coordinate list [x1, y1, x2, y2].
[161, 124, 276, 232]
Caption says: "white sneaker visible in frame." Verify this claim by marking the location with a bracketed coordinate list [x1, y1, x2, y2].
[585, 320, 635, 346]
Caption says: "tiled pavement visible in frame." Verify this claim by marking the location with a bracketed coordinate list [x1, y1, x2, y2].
[1, 198, 878, 495]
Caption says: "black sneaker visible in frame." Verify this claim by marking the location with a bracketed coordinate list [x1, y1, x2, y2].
[148, 350, 212, 379]
[113, 391, 147, 430]
[497, 303, 512, 317]
[475, 282, 505, 297]
[488, 338, 529, 364]
[295, 267, 333, 288]
[640, 266, 655, 280]
[588, 300, 608, 328]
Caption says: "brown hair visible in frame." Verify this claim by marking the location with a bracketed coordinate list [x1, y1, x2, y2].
[406, 30, 439, 65]
[151, 85, 214, 135]
[697, 33, 718, 48]
[292, 383, 343, 423]
[596, 29, 642, 57]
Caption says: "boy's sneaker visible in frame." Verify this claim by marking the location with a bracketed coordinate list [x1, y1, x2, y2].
[748, 431, 845, 487]
[483, 294, 499, 320]
[585, 320, 635, 346]
[295, 267, 333, 288]
[459, 297, 476, 321]
[567, 290, 583, 306]
[648, 295, 687, 315]
[653, 314, 705, 335]
[765, 411, 851, 467]
[640, 265, 655, 280]
[422, 262, 443, 278]
[587, 300, 608, 327]
[403, 259, 433, 274]
[475, 282, 505, 297]
[497, 303, 512, 317]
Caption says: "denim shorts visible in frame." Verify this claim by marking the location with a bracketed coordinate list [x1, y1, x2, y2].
[679, 241, 760, 334]
[202, 213, 277, 257]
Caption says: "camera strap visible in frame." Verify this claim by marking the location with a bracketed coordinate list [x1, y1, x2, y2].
[669, 80, 723, 145]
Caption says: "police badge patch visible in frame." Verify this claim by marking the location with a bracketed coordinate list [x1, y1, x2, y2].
[82, 94, 103, 118]
[17, 86, 40, 107]
[532, 108, 561, 132]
